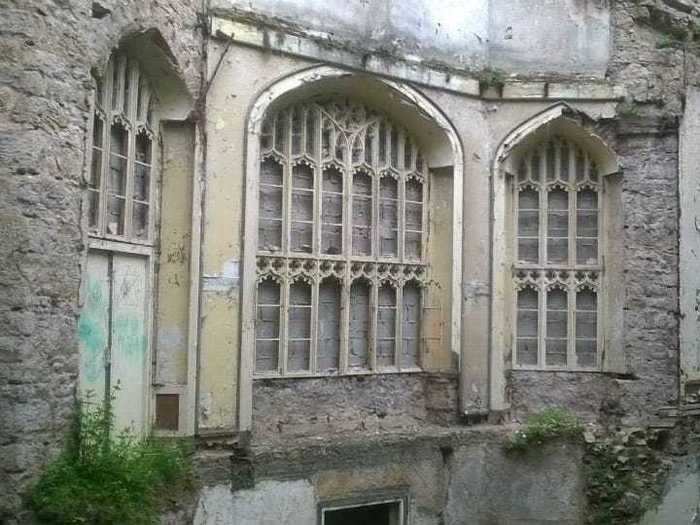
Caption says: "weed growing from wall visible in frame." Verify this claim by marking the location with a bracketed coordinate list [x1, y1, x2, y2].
[29, 392, 193, 524]
[505, 408, 584, 451]
[583, 428, 670, 524]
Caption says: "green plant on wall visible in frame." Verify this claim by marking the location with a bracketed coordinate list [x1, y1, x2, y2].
[29, 390, 193, 524]
[505, 408, 584, 451]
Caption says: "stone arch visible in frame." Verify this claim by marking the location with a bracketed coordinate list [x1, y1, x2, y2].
[238, 65, 464, 432]
[490, 104, 622, 412]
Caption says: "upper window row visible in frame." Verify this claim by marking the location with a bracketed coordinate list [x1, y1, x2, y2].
[87, 53, 155, 243]
[258, 101, 427, 262]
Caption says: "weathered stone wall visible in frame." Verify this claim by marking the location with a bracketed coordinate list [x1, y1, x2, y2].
[0, 1, 203, 520]
[192, 428, 585, 525]
[252, 373, 459, 442]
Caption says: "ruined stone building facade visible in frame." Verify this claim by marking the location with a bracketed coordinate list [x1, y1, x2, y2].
[4, 0, 700, 522]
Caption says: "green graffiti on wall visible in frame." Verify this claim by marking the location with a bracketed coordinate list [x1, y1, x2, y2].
[78, 279, 107, 383]
[112, 317, 146, 362]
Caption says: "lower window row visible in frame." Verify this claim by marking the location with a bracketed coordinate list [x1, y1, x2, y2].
[515, 284, 599, 369]
[255, 277, 423, 376]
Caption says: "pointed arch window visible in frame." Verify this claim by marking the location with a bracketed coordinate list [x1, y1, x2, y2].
[254, 100, 428, 377]
[88, 53, 155, 242]
[513, 138, 602, 370]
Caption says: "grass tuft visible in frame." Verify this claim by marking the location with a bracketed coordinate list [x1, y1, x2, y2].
[29, 392, 192, 524]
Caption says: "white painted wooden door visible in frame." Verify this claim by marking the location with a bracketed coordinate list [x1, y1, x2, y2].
[78, 250, 150, 434]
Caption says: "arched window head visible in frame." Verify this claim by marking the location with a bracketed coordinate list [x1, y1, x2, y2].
[254, 98, 429, 377]
[88, 52, 156, 242]
[512, 136, 602, 370]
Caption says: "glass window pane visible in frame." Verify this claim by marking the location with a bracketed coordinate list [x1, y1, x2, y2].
[135, 132, 151, 165]
[132, 202, 148, 240]
[134, 163, 150, 202]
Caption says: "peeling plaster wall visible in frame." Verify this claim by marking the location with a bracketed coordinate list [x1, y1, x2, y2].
[0, 1, 203, 520]
[193, 431, 585, 525]
[212, 0, 611, 76]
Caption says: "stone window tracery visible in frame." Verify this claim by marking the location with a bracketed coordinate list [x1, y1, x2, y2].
[513, 137, 601, 370]
[88, 53, 155, 243]
[254, 99, 427, 377]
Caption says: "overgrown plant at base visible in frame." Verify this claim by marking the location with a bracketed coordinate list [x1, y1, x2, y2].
[505, 408, 584, 451]
[29, 389, 193, 524]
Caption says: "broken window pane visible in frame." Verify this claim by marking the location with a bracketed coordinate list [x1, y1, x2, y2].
[349, 280, 371, 369]
[402, 282, 421, 368]
[318, 279, 341, 372]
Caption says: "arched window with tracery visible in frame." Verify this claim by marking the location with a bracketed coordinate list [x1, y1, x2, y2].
[513, 137, 602, 370]
[88, 53, 155, 242]
[254, 100, 428, 377]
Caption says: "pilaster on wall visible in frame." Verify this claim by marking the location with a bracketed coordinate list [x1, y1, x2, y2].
[680, 88, 700, 399]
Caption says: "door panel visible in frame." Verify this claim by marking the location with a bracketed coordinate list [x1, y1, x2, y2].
[111, 254, 149, 434]
[78, 252, 110, 404]
[78, 250, 150, 434]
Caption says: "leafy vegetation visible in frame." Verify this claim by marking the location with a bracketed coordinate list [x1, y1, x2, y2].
[29, 392, 192, 524]
[505, 408, 584, 451]
[477, 67, 506, 92]
[583, 429, 670, 524]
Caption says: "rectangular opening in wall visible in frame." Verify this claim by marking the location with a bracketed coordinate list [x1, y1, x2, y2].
[155, 394, 179, 431]
[322, 500, 403, 525]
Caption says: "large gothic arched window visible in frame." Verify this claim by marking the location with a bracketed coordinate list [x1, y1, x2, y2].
[254, 100, 427, 377]
[513, 137, 601, 370]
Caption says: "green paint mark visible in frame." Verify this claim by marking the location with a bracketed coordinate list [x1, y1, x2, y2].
[78, 279, 107, 383]
[112, 317, 146, 362]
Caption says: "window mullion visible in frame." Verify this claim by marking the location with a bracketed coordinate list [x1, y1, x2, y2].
[568, 277, 576, 368]
[283, 124, 291, 255]
[310, 278, 319, 374]
[372, 122, 380, 259]
[539, 149, 547, 266]
[370, 279, 378, 371]
[280, 278, 289, 376]
[99, 60, 115, 237]
[339, 271, 350, 374]
[124, 62, 139, 240]
[396, 283, 403, 370]
[398, 132, 406, 261]
[538, 278, 546, 367]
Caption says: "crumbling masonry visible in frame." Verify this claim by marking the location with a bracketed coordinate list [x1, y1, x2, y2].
[4, 0, 700, 523]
